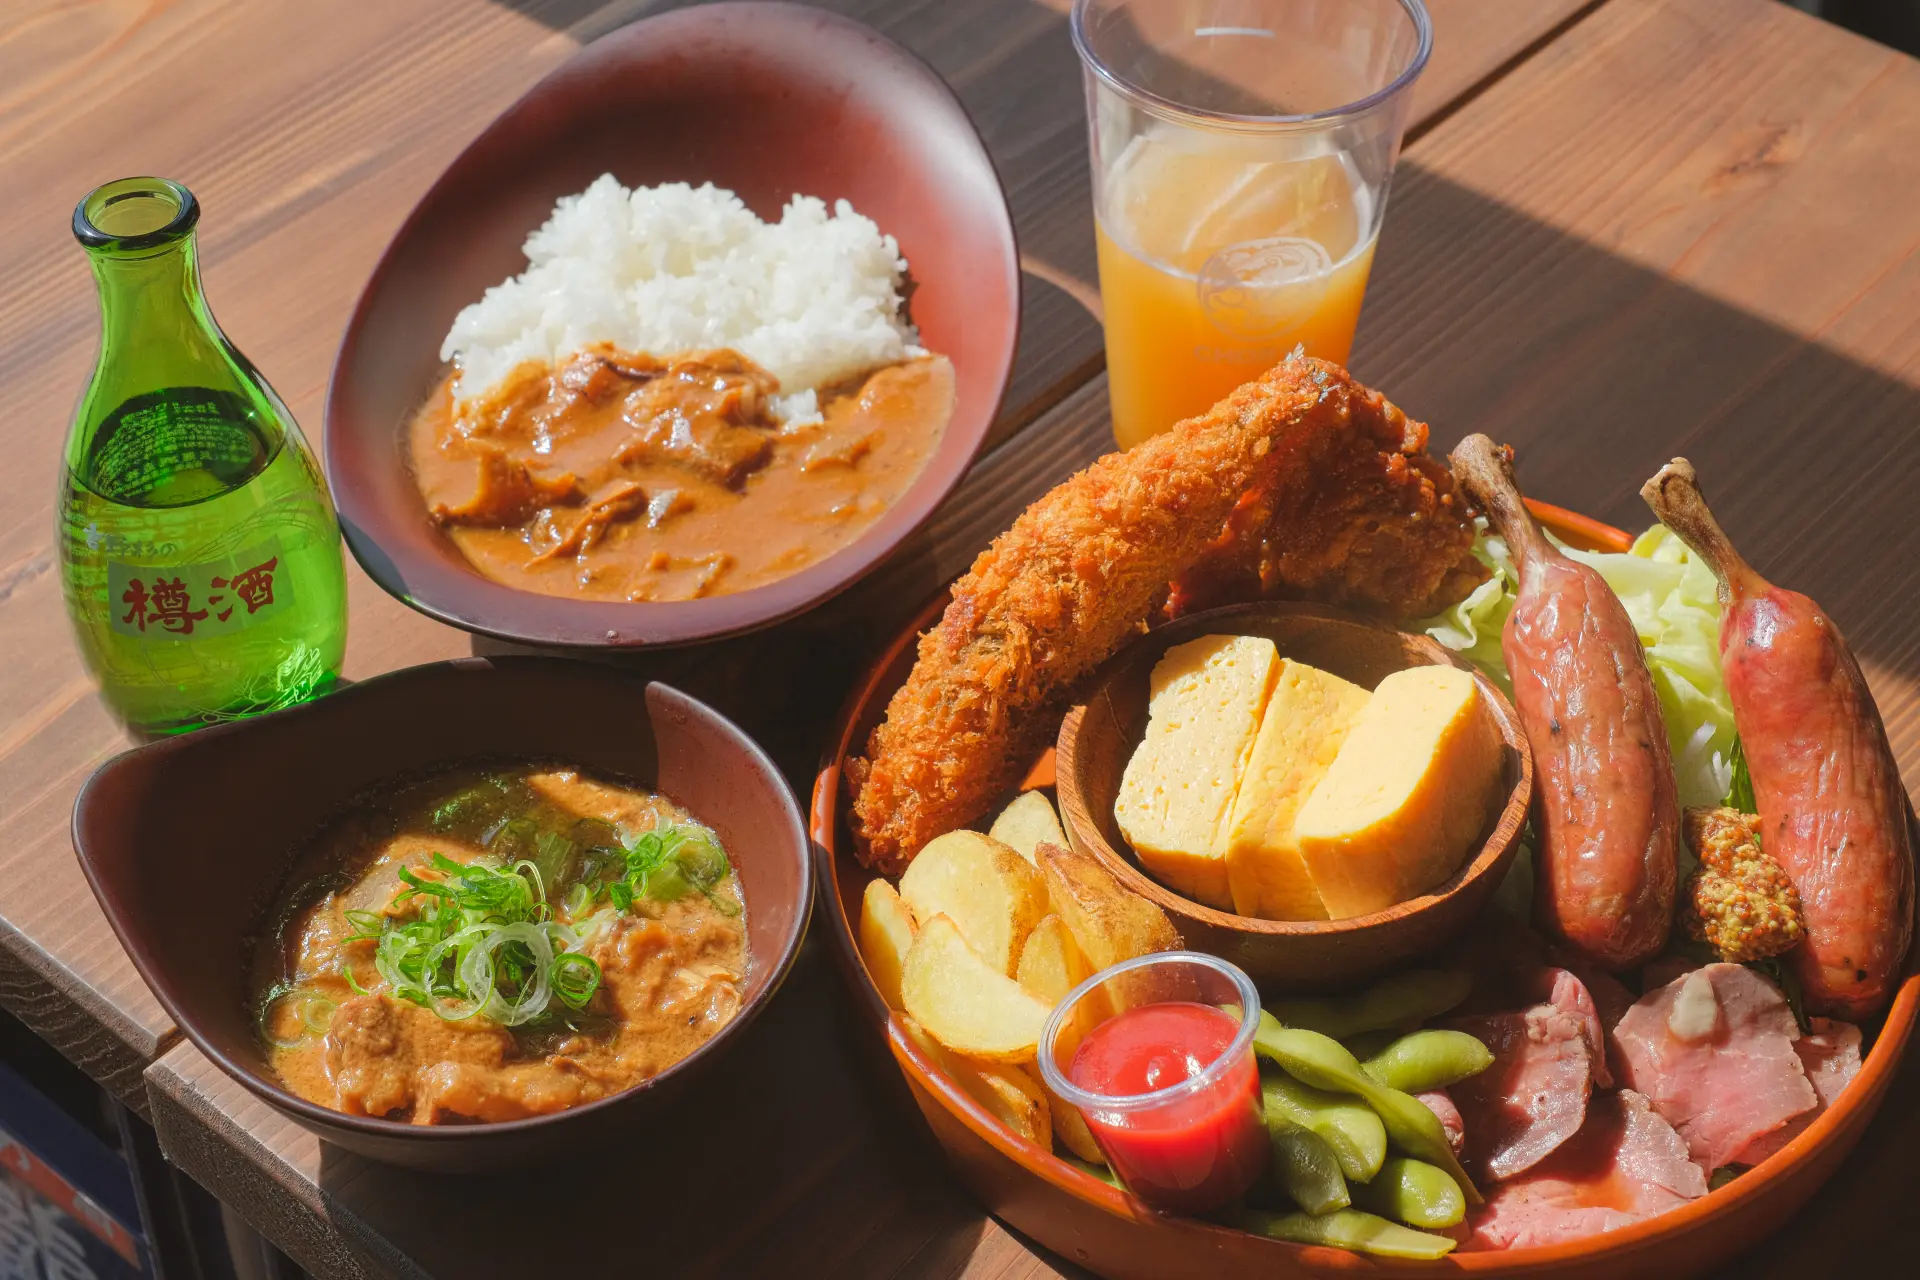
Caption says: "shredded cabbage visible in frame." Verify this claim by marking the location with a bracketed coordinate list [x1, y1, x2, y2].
[1416, 521, 1734, 810]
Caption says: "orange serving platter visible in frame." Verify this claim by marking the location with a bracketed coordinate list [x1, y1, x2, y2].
[810, 502, 1920, 1279]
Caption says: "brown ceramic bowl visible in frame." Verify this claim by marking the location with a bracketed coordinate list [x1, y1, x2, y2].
[325, 2, 1020, 648]
[72, 658, 810, 1172]
[1054, 600, 1532, 992]
[811, 504, 1920, 1277]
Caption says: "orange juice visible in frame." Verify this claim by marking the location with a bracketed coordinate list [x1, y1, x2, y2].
[1096, 135, 1379, 449]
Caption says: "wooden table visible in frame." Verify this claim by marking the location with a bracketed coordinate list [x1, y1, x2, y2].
[3, 0, 1917, 1274]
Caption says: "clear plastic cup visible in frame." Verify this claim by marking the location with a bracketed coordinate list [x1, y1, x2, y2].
[1037, 951, 1267, 1214]
[1071, 0, 1432, 449]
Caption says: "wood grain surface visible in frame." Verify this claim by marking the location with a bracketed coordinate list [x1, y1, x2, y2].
[19, 0, 1916, 1277]
[0, 0, 1592, 1112]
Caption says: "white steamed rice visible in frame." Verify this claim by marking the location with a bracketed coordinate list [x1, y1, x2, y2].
[440, 175, 920, 422]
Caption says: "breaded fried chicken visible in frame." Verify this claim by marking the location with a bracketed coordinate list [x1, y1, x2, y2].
[1167, 381, 1479, 619]
[848, 357, 1484, 873]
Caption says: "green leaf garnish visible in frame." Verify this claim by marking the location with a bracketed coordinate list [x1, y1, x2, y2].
[1726, 737, 1756, 813]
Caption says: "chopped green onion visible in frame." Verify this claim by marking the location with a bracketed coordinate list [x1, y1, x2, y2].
[306, 815, 730, 1030]
[551, 953, 602, 1010]
[344, 909, 385, 939]
[676, 834, 730, 890]
[301, 995, 338, 1034]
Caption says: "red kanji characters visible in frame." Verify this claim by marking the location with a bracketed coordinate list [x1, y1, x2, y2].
[209, 556, 279, 621]
[147, 577, 208, 635]
[120, 579, 151, 631]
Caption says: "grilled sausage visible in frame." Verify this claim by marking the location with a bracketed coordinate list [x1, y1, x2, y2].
[1643, 460, 1913, 1018]
[1452, 437, 1679, 969]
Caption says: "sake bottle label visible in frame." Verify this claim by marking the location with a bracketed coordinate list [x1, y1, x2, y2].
[107, 541, 292, 638]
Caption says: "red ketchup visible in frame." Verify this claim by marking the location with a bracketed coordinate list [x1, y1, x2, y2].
[1068, 1001, 1267, 1213]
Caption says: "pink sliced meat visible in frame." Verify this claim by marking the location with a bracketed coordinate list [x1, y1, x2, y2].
[1545, 968, 1613, 1088]
[1465, 1090, 1707, 1250]
[1730, 1018, 1863, 1165]
[1449, 998, 1594, 1181]
[1561, 959, 1636, 1035]
[1446, 916, 1614, 1089]
[1417, 1089, 1466, 1156]
[1612, 963, 1817, 1172]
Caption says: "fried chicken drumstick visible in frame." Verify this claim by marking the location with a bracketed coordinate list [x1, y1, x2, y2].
[848, 357, 1484, 874]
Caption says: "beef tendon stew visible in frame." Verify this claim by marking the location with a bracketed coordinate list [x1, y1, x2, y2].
[253, 765, 747, 1124]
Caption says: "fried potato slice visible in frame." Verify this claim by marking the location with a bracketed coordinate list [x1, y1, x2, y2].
[859, 878, 918, 1011]
[990, 791, 1069, 864]
[898, 830, 1050, 976]
[1017, 914, 1107, 1065]
[902, 914, 1052, 1062]
[1047, 1085, 1105, 1164]
[1016, 914, 1094, 1003]
[1037, 841, 1182, 1005]
[1013, 915, 1111, 1164]
[901, 1016, 1053, 1151]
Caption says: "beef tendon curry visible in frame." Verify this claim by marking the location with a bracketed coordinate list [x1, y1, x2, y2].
[254, 765, 747, 1124]
[410, 346, 953, 603]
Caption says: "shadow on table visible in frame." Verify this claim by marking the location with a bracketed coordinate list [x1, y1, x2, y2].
[1355, 160, 1920, 710]
[404, 166, 1920, 1279]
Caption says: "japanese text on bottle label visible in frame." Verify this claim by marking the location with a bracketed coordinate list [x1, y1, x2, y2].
[107, 543, 291, 638]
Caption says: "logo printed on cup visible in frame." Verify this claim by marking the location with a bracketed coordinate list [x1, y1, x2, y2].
[1195, 236, 1334, 341]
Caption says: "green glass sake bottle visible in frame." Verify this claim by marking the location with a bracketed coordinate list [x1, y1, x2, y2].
[58, 177, 347, 735]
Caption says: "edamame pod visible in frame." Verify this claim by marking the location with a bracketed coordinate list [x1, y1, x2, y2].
[1266, 1119, 1349, 1216]
[1348, 1156, 1466, 1228]
[1255, 1016, 1482, 1206]
[1361, 1030, 1495, 1093]
[1244, 1208, 1457, 1260]
[1262, 1073, 1386, 1183]
[1270, 970, 1471, 1040]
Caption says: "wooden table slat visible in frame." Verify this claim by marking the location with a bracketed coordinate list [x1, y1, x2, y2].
[17, 1, 1894, 1276]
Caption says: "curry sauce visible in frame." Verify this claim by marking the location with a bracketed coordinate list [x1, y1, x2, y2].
[409, 347, 953, 602]
[256, 766, 748, 1125]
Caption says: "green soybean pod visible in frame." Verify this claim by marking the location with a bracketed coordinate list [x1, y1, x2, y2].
[1262, 1073, 1386, 1184]
[1266, 1118, 1350, 1216]
[1361, 1030, 1496, 1093]
[1244, 1208, 1458, 1260]
[1270, 970, 1472, 1040]
[1255, 1016, 1482, 1206]
[1349, 1156, 1466, 1228]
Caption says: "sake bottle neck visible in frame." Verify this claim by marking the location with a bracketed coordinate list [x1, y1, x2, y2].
[74, 178, 233, 390]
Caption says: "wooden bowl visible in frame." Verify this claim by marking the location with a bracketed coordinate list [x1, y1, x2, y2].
[325, 2, 1019, 649]
[811, 503, 1920, 1277]
[72, 658, 811, 1172]
[1055, 601, 1532, 992]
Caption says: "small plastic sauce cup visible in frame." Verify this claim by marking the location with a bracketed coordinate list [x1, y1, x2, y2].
[1037, 951, 1268, 1214]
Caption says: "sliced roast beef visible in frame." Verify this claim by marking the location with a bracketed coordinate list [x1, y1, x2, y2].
[1563, 960, 1636, 1036]
[1545, 968, 1613, 1088]
[1417, 1088, 1466, 1156]
[1449, 996, 1595, 1181]
[1465, 1090, 1707, 1250]
[1729, 1018, 1863, 1166]
[1612, 963, 1817, 1171]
